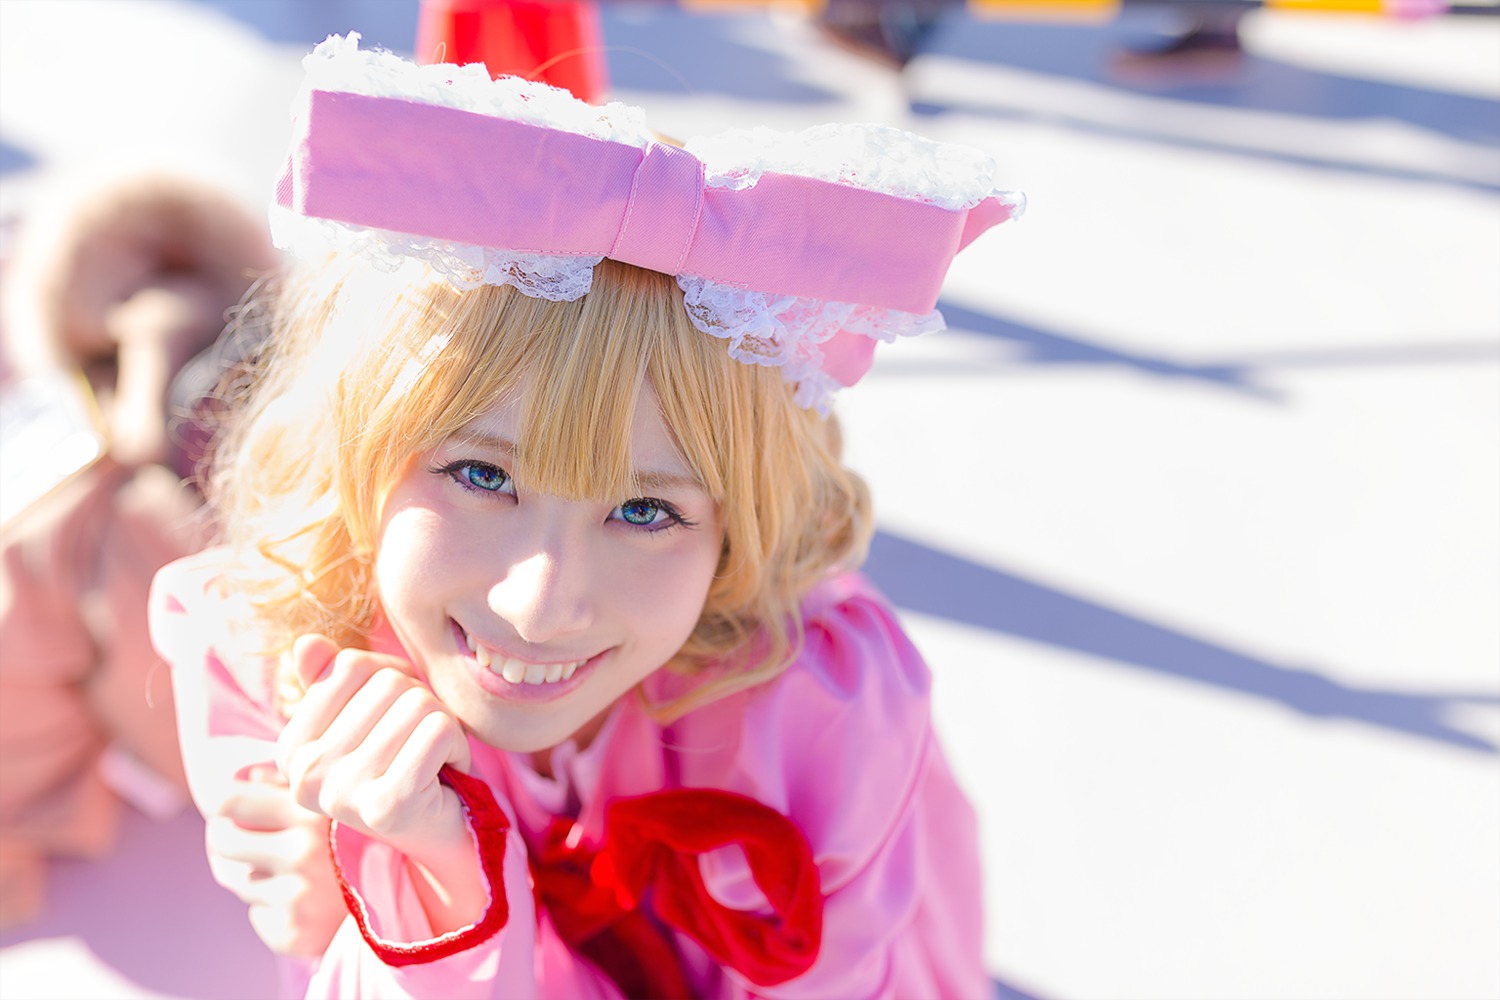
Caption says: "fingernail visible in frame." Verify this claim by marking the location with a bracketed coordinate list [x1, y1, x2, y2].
[234, 762, 279, 783]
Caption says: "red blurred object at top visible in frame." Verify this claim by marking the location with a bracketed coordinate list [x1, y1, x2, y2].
[415, 0, 608, 103]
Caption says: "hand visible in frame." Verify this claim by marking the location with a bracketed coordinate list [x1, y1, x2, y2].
[275, 635, 471, 854]
[275, 636, 486, 935]
[204, 765, 345, 957]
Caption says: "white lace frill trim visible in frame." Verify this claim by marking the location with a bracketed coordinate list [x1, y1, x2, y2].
[270, 203, 602, 301]
[677, 277, 946, 416]
[300, 33, 653, 148]
[277, 34, 1013, 410]
[685, 124, 999, 210]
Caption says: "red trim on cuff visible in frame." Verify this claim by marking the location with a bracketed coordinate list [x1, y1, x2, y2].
[328, 765, 511, 967]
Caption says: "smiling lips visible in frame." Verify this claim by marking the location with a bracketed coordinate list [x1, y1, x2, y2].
[464, 631, 584, 686]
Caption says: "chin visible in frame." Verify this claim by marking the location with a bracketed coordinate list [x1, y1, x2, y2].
[460, 712, 576, 756]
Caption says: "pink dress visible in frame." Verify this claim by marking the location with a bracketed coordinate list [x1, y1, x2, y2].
[150, 549, 988, 999]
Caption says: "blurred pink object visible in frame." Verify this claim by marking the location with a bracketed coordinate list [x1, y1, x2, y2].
[0, 168, 273, 928]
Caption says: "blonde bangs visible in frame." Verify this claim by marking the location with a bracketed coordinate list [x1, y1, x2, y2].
[349, 261, 725, 518]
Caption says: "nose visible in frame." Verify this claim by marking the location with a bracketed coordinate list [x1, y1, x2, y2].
[486, 527, 596, 645]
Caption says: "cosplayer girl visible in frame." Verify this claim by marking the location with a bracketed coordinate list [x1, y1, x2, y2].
[149, 34, 1023, 999]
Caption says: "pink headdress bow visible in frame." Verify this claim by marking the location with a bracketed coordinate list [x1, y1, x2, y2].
[273, 34, 1024, 412]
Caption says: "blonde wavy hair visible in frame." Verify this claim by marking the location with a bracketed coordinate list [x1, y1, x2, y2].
[209, 255, 872, 721]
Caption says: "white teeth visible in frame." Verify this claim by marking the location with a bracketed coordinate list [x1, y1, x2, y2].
[469, 633, 584, 686]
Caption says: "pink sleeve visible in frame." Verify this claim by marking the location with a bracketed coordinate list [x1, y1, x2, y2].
[307, 783, 544, 999]
[689, 576, 990, 999]
[308, 827, 622, 1000]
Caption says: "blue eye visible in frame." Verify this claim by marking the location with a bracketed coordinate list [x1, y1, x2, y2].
[618, 499, 664, 526]
[435, 460, 514, 496]
[612, 497, 691, 532]
[464, 465, 507, 491]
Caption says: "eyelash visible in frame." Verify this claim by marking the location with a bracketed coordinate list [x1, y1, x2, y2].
[430, 460, 695, 534]
[614, 497, 696, 533]
[432, 459, 514, 497]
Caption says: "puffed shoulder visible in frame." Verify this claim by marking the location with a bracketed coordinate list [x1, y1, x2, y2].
[147, 547, 281, 742]
[150, 548, 234, 665]
[672, 572, 937, 897]
[148, 547, 228, 609]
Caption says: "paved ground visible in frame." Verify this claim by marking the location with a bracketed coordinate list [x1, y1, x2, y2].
[1, 2, 1496, 998]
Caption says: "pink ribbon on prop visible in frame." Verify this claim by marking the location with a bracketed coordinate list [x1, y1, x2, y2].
[276, 90, 1020, 317]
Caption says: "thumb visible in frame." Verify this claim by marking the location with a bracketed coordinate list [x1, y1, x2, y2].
[444, 721, 472, 776]
[291, 634, 339, 692]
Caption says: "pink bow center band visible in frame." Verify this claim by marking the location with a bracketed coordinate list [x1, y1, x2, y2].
[276, 90, 1020, 321]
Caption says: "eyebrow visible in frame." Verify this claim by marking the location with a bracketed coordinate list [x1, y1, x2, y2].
[446, 431, 704, 493]
[633, 469, 704, 493]
[449, 430, 517, 456]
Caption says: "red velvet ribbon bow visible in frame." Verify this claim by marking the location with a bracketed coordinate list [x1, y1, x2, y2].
[533, 788, 824, 997]
[330, 766, 824, 995]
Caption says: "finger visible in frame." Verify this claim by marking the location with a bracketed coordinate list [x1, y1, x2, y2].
[354, 684, 466, 780]
[281, 647, 423, 755]
[368, 711, 472, 841]
[357, 705, 471, 830]
[211, 863, 272, 904]
[237, 870, 321, 909]
[205, 825, 283, 898]
[219, 778, 319, 832]
[235, 762, 286, 785]
[280, 666, 434, 819]
[310, 686, 447, 830]
[292, 634, 339, 692]
[207, 849, 262, 896]
[206, 814, 327, 874]
[386, 700, 470, 777]
[299, 666, 417, 770]
[275, 650, 387, 777]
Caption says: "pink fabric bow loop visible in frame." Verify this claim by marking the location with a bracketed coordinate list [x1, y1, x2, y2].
[276, 89, 1018, 316]
[609, 141, 705, 278]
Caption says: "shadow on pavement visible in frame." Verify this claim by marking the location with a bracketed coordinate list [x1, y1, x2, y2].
[920, 13, 1500, 145]
[0, 137, 37, 177]
[899, 298, 1499, 400]
[601, 5, 845, 103]
[936, 299, 1282, 400]
[865, 528, 1499, 755]
[910, 12, 1500, 193]
[175, 0, 421, 54]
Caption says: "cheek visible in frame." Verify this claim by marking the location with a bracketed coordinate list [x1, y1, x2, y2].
[374, 506, 454, 609]
[623, 537, 721, 648]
